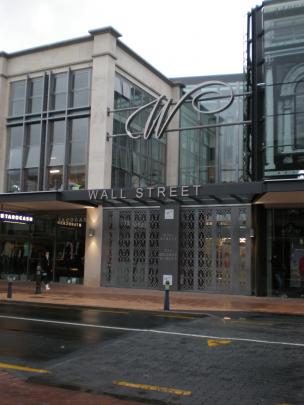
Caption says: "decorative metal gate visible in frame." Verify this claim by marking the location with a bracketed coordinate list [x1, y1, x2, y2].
[102, 205, 251, 294]
[179, 206, 251, 294]
[102, 208, 160, 288]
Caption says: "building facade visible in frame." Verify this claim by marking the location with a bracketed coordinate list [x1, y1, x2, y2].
[0, 0, 304, 297]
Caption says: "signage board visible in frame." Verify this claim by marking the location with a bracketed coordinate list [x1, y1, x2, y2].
[163, 275, 173, 286]
[0, 211, 33, 225]
[164, 209, 174, 220]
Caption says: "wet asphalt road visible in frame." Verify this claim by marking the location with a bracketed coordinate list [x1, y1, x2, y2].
[1, 303, 304, 404]
[0, 303, 196, 362]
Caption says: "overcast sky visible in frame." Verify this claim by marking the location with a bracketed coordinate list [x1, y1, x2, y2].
[1, 0, 259, 78]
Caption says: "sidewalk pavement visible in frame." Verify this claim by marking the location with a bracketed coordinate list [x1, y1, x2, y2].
[1, 280, 304, 315]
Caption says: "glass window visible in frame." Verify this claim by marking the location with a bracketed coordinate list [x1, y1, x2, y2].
[6, 70, 90, 192]
[69, 117, 88, 165]
[9, 80, 26, 116]
[25, 124, 41, 168]
[263, 2, 304, 178]
[7, 170, 21, 192]
[28, 77, 43, 113]
[7, 126, 23, 169]
[48, 120, 65, 166]
[68, 166, 85, 189]
[24, 168, 38, 191]
[47, 166, 63, 190]
[179, 81, 243, 185]
[112, 74, 165, 188]
[295, 81, 304, 148]
[71, 69, 91, 107]
[50, 73, 67, 110]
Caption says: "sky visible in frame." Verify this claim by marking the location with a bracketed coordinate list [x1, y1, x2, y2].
[0, 0, 259, 78]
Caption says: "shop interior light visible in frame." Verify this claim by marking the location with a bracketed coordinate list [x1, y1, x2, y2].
[49, 169, 60, 174]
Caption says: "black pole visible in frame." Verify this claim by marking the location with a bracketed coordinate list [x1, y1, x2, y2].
[7, 280, 12, 299]
[164, 282, 170, 311]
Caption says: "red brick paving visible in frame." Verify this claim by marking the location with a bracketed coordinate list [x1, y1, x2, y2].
[0, 371, 142, 405]
[1, 280, 304, 315]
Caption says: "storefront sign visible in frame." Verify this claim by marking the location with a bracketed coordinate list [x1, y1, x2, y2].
[125, 80, 234, 140]
[88, 185, 200, 201]
[0, 211, 33, 224]
[57, 216, 85, 228]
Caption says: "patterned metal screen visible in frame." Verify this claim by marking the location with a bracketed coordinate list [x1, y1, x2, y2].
[102, 208, 160, 289]
[102, 205, 251, 294]
[179, 206, 251, 294]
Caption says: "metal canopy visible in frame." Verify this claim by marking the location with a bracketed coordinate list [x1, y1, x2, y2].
[62, 182, 263, 207]
[0, 191, 96, 212]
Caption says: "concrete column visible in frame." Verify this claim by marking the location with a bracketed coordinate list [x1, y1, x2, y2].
[84, 206, 103, 287]
[0, 55, 8, 192]
[84, 28, 120, 286]
[87, 28, 120, 189]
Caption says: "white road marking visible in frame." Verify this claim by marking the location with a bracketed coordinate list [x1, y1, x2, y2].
[0, 314, 303, 348]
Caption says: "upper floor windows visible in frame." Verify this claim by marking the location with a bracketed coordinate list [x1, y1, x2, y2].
[112, 74, 166, 188]
[28, 77, 44, 114]
[9, 68, 91, 117]
[51, 73, 67, 110]
[71, 70, 91, 108]
[295, 81, 304, 149]
[7, 126, 23, 170]
[6, 68, 91, 192]
[9, 81, 26, 116]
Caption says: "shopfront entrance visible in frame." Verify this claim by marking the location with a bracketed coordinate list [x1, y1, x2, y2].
[102, 205, 252, 294]
[0, 212, 86, 284]
[267, 208, 304, 297]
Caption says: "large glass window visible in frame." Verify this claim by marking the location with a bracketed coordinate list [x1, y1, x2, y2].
[69, 117, 88, 165]
[112, 74, 166, 188]
[179, 80, 244, 185]
[68, 166, 85, 190]
[7, 170, 20, 193]
[47, 167, 63, 190]
[28, 77, 43, 114]
[263, 1, 304, 178]
[50, 73, 68, 110]
[295, 81, 304, 148]
[67, 117, 88, 189]
[24, 168, 38, 191]
[24, 123, 41, 168]
[70, 69, 91, 107]
[48, 120, 65, 166]
[9, 80, 26, 116]
[7, 126, 23, 169]
[6, 69, 91, 192]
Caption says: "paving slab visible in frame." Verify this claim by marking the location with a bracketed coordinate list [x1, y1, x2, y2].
[1, 281, 304, 315]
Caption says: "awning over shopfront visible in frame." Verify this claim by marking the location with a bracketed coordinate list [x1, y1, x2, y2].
[7, 179, 304, 210]
[0, 191, 97, 212]
[254, 179, 304, 206]
[61, 182, 263, 207]
[0, 183, 264, 211]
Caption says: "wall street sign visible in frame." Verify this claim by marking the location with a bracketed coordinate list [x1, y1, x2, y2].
[125, 81, 234, 140]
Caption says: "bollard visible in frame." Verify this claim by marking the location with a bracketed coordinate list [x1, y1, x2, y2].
[7, 278, 13, 299]
[164, 280, 170, 311]
[35, 266, 42, 294]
